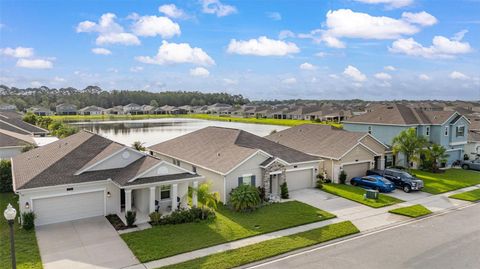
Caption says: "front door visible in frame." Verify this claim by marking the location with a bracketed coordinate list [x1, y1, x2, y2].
[374, 156, 380, 169]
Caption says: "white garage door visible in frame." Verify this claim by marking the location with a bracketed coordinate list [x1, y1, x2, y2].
[33, 191, 105, 226]
[342, 162, 370, 182]
[286, 169, 313, 191]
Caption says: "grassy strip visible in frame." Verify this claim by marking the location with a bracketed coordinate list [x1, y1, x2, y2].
[160, 221, 359, 269]
[449, 188, 480, 202]
[413, 169, 480, 194]
[122, 201, 335, 262]
[0, 193, 43, 269]
[50, 113, 343, 128]
[321, 184, 404, 208]
[388, 204, 432, 218]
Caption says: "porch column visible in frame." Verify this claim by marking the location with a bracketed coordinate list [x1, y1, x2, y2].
[171, 184, 178, 211]
[149, 187, 156, 213]
[380, 156, 385, 170]
[125, 189, 132, 212]
[192, 181, 198, 207]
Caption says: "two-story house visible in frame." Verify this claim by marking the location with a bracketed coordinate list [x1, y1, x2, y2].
[343, 104, 470, 167]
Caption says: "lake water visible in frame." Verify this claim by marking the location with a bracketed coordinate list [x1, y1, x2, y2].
[72, 118, 288, 147]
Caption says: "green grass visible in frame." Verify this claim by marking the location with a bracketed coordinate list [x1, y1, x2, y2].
[449, 188, 480, 202]
[0, 193, 42, 269]
[50, 113, 343, 128]
[121, 201, 335, 262]
[321, 184, 404, 208]
[160, 221, 359, 269]
[388, 204, 432, 218]
[412, 169, 480, 194]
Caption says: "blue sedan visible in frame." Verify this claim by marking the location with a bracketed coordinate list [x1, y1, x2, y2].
[350, 175, 395, 193]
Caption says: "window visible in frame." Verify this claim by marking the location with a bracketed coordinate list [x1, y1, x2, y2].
[368, 126, 372, 134]
[238, 175, 256, 186]
[173, 159, 181, 166]
[160, 185, 171, 200]
[456, 126, 465, 137]
[192, 166, 197, 173]
[444, 126, 449, 136]
[426, 126, 430, 136]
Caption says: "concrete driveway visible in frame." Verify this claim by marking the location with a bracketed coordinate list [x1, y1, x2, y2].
[36, 216, 140, 269]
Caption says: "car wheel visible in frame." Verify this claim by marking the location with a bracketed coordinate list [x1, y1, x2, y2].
[462, 164, 469, 170]
[351, 181, 356, 186]
[403, 185, 411, 193]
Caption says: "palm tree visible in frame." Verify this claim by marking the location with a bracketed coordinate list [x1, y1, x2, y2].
[392, 128, 428, 171]
[188, 182, 220, 215]
[132, 141, 146, 151]
[424, 143, 449, 172]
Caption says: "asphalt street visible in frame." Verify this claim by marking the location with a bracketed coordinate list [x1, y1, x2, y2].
[247, 203, 480, 269]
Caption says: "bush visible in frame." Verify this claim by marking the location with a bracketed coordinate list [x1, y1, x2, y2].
[0, 160, 12, 192]
[339, 171, 347, 184]
[280, 182, 289, 199]
[229, 184, 261, 212]
[125, 211, 136, 227]
[149, 212, 162, 225]
[22, 212, 35, 230]
[22, 112, 37, 124]
[158, 207, 215, 225]
[258, 186, 267, 202]
[316, 179, 323, 189]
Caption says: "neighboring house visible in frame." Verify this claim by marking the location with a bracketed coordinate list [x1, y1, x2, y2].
[178, 105, 194, 113]
[123, 103, 143, 115]
[28, 106, 53, 116]
[0, 111, 49, 136]
[0, 103, 17, 111]
[56, 103, 77, 115]
[78, 105, 105, 115]
[105, 105, 124, 115]
[149, 126, 321, 203]
[0, 129, 36, 159]
[465, 116, 480, 159]
[266, 124, 388, 182]
[343, 104, 470, 167]
[11, 131, 203, 226]
[141, 105, 155, 114]
[207, 103, 232, 114]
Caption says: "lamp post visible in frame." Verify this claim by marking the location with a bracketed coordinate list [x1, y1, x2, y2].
[4, 203, 17, 269]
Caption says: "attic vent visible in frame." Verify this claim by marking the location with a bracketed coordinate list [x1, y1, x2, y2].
[217, 152, 221, 157]
[386, 106, 394, 109]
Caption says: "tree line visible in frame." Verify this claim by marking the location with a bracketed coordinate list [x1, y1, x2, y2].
[0, 85, 250, 111]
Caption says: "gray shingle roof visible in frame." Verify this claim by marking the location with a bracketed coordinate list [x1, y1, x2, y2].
[0, 111, 48, 135]
[0, 129, 36, 148]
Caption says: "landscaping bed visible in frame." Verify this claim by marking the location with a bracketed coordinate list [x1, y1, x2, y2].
[121, 201, 335, 262]
[449, 188, 480, 202]
[160, 221, 359, 269]
[106, 214, 136, 230]
[0, 192, 43, 269]
[321, 183, 404, 208]
[413, 169, 480, 194]
[388, 204, 432, 218]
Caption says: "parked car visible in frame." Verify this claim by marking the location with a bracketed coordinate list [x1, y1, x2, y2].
[350, 175, 396, 193]
[367, 168, 424, 193]
[460, 159, 480, 171]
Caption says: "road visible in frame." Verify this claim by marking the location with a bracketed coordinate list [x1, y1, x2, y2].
[247, 203, 480, 269]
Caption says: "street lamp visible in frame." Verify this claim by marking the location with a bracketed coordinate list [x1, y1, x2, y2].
[4, 203, 17, 269]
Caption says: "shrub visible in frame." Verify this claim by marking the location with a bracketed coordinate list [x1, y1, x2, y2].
[229, 184, 261, 212]
[316, 179, 323, 189]
[258, 186, 267, 202]
[280, 182, 289, 199]
[149, 212, 162, 225]
[21, 144, 35, 152]
[159, 207, 215, 225]
[339, 171, 347, 184]
[125, 211, 136, 227]
[22, 212, 35, 230]
[0, 160, 12, 192]
[22, 112, 37, 124]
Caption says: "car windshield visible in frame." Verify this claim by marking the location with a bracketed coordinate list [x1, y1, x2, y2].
[401, 172, 414, 178]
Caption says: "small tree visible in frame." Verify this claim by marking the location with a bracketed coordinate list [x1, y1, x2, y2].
[189, 182, 220, 217]
[125, 211, 136, 227]
[339, 170, 347, 184]
[229, 184, 261, 212]
[132, 141, 146, 151]
[36, 116, 53, 129]
[392, 128, 428, 171]
[280, 182, 289, 199]
[423, 144, 449, 173]
[22, 112, 37, 124]
[0, 160, 12, 192]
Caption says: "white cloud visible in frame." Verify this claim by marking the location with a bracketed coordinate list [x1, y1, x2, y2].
[0, 47, 34, 58]
[418, 74, 431, 80]
[201, 0, 237, 17]
[223, 78, 238, 85]
[190, 67, 210, 77]
[131, 15, 180, 38]
[384, 65, 396, 71]
[343, 65, 367, 82]
[329, 74, 339, 79]
[453, 30, 468, 41]
[353, 0, 414, 9]
[282, 77, 297, 84]
[267, 12, 281, 21]
[374, 72, 392, 80]
[130, 66, 144, 72]
[401, 11, 438, 26]
[76, 13, 140, 45]
[315, 52, 326, 57]
[159, 4, 187, 19]
[16, 59, 53, 69]
[91, 48, 112, 55]
[449, 71, 469, 80]
[227, 36, 300, 56]
[136, 40, 215, 66]
[299, 62, 317, 70]
[278, 30, 295, 39]
[53, 76, 66, 82]
[389, 35, 472, 58]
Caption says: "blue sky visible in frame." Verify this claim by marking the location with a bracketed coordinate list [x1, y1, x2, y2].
[1, 0, 479, 100]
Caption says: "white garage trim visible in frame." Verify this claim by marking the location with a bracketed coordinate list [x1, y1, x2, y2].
[269, 166, 315, 175]
[341, 160, 372, 166]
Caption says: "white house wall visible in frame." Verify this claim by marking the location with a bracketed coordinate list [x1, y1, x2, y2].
[225, 152, 268, 197]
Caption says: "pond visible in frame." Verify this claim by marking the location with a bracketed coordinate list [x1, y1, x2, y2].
[71, 118, 288, 147]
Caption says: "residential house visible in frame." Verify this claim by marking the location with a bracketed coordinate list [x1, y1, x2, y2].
[28, 106, 53, 116]
[178, 105, 194, 113]
[149, 127, 321, 203]
[105, 105, 124, 115]
[0, 129, 36, 159]
[123, 103, 143, 115]
[141, 105, 155, 114]
[0, 103, 17, 111]
[0, 111, 49, 136]
[207, 103, 232, 114]
[266, 124, 388, 182]
[78, 105, 105, 115]
[465, 116, 480, 159]
[343, 104, 470, 167]
[11, 130, 203, 226]
[56, 103, 77, 115]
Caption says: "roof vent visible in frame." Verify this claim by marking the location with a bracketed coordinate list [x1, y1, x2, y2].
[386, 106, 394, 109]
[217, 152, 221, 157]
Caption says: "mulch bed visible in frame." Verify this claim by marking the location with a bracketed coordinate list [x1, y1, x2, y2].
[106, 214, 137, 230]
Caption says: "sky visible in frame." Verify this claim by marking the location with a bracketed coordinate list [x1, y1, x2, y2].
[0, 0, 479, 101]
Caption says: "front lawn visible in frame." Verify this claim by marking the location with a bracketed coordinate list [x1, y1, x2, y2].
[160, 221, 359, 269]
[121, 201, 335, 262]
[449, 188, 480, 202]
[413, 169, 480, 194]
[321, 183, 404, 208]
[388, 204, 432, 218]
[0, 193, 42, 269]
